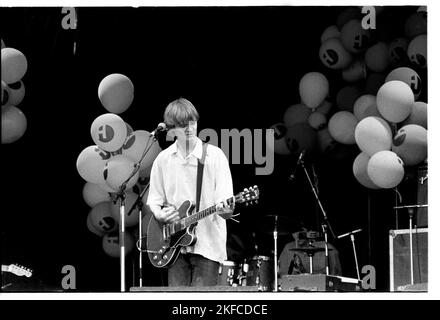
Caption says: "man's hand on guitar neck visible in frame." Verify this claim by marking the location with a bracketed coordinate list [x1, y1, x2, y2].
[216, 199, 235, 220]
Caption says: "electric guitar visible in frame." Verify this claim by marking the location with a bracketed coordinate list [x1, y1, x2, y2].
[1, 264, 33, 277]
[147, 186, 259, 268]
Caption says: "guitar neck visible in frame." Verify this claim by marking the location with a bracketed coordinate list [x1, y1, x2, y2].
[178, 196, 235, 230]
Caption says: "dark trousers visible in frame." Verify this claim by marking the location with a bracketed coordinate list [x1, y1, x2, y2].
[168, 253, 219, 287]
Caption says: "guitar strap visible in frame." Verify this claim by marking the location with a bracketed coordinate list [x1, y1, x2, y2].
[196, 142, 208, 212]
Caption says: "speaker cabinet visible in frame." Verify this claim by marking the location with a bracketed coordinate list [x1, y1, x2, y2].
[389, 228, 428, 292]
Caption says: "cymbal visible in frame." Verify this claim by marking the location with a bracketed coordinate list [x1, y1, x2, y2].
[254, 214, 300, 235]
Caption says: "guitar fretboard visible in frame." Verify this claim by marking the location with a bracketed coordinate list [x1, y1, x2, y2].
[175, 196, 235, 232]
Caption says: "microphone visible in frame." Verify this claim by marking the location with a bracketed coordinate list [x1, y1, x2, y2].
[288, 150, 306, 181]
[151, 122, 168, 137]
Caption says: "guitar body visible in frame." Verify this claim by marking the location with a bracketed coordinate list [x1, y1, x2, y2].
[147, 200, 197, 268]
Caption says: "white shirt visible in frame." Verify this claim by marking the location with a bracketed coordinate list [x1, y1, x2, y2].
[147, 138, 234, 263]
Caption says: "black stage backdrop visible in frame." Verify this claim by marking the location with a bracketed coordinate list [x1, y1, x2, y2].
[1, 6, 426, 292]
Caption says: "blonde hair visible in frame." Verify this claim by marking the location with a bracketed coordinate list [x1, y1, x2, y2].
[164, 98, 200, 128]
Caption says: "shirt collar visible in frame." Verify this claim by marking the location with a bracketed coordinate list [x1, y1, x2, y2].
[170, 138, 203, 160]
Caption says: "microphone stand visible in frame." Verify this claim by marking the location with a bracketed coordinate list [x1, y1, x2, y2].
[116, 130, 159, 292]
[299, 158, 336, 276]
[337, 228, 362, 280]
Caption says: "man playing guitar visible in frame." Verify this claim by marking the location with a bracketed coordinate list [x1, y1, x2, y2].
[147, 98, 235, 287]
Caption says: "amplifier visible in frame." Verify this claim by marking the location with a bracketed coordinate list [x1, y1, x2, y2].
[389, 228, 428, 292]
[130, 285, 261, 292]
[279, 274, 362, 292]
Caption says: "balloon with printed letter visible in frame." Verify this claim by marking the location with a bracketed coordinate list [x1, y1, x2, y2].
[102, 232, 135, 258]
[319, 38, 353, 70]
[385, 67, 422, 100]
[367, 151, 405, 189]
[76, 145, 112, 185]
[122, 130, 162, 172]
[340, 19, 371, 53]
[299, 72, 329, 110]
[89, 202, 117, 234]
[308, 112, 327, 130]
[407, 34, 427, 69]
[91, 113, 128, 152]
[268, 123, 291, 155]
[98, 73, 134, 114]
[285, 123, 317, 154]
[1, 81, 11, 107]
[391, 124, 427, 166]
[389, 38, 409, 67]
[87, 214, 105, 237]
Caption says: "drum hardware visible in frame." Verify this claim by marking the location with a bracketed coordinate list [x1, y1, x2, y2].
[291, 246, 329, 274]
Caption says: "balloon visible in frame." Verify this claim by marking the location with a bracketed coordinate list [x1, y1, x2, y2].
[89, 202, 117, 233]
[98, 74, 134, 114]
[285, 123, 317, 154]
[367, 151, 404, 189]
[1, 81, 11, 107]
[403, 101, 427, 129]
[385, 67, 422, 100]
[110, 191, 140, 227]
[342, 59, 367, 83]
[392, 124, 427, 166]
[377, 81, 414, 123]
[353, 94, 380, 121]
[389, 38, 409, 67]
[308, 112, 327, 130]
[355, 116, 392, 157]
[319, 38, 353, 70]
[365, 73, 386, 95]
[315, 99, 333, 116]
[122, 130, 162, 172]
[103, 155, 139, 191]
[336, 85, 363, 112]
[317, 128, 337, 154]
[268, 123, 291, 155]
[365, 42, 390, 73]
[336, 7, 362, 30]
[102, 232, 135, 258]
[1, 105, 27, 144]
[405, 12, 427, 39]
[340, 19, 371, 53]
[90, 113, 128, 152]
[353, 152, 380, 189]
[407, 34, 427, 69]
[83, 182, 112, 207]
[321, 25, 340, 43]
[1, 48, 28, 84]
[76, 145, 112, 184]
[6, 81, 25, 106]
[283, 104, 312, 127]
[328, 111, 357, 144]
[87, 214, 105, 237]
[417, 6, 427, 13]
[299, 72, 329, 109]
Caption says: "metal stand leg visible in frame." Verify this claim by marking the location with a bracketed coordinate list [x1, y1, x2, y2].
[119, 193, 126, 292]
[273, 228, 278, 292]
[350, 234, 360, 280]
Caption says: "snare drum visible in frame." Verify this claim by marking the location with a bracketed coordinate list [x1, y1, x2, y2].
[218, 261, 241, 286]
[245, 255, 274, 291]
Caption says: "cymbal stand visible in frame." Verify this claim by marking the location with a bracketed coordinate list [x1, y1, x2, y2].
[300, 158, 336, 276]
[116, 131, 157, 292]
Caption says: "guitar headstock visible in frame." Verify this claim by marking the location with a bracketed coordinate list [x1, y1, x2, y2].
[6, 264, 33, 277]
[236, 185, 259, 206]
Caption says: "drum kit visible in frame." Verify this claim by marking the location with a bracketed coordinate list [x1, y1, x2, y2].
[218, 214, 299, 291]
